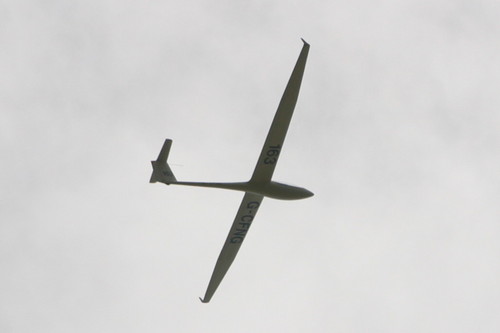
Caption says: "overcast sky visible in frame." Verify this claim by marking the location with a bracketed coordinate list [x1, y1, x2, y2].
[2, 0, 500, 332]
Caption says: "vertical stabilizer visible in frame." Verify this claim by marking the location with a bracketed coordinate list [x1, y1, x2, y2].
[150, 139, 177, 184]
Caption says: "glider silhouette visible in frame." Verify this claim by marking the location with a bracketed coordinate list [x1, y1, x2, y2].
[150, 39, 312, 303]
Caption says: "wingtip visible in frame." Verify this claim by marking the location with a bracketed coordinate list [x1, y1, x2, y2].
[199, 297, 208, 303]
[301, 38, 309, 46]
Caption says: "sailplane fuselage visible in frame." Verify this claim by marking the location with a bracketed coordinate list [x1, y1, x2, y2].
[168, 180, 313, 200]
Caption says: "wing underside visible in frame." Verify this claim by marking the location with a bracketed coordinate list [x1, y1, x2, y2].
[250, 39, 310, 183]
[199, 192, 264, 303]
[200, 40, 310, 303]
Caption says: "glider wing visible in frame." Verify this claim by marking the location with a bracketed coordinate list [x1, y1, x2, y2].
[199, 192, 264, 303]
[250, 39, 310, 183]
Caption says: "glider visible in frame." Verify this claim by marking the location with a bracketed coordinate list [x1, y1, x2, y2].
[150, 39, 312, 303]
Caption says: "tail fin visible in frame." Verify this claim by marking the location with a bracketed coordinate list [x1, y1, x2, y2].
[150, 139, 177, 184]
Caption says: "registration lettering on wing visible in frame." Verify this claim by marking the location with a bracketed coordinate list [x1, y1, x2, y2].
[230, 201, 261, 244]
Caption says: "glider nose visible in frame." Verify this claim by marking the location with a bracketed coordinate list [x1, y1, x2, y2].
[303, 188, 314, 198]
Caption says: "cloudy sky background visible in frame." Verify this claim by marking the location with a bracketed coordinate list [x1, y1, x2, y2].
[2, 0, 500, 331]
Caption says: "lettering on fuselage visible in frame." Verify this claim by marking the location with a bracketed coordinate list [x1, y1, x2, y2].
[230, 201, 260, 244]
